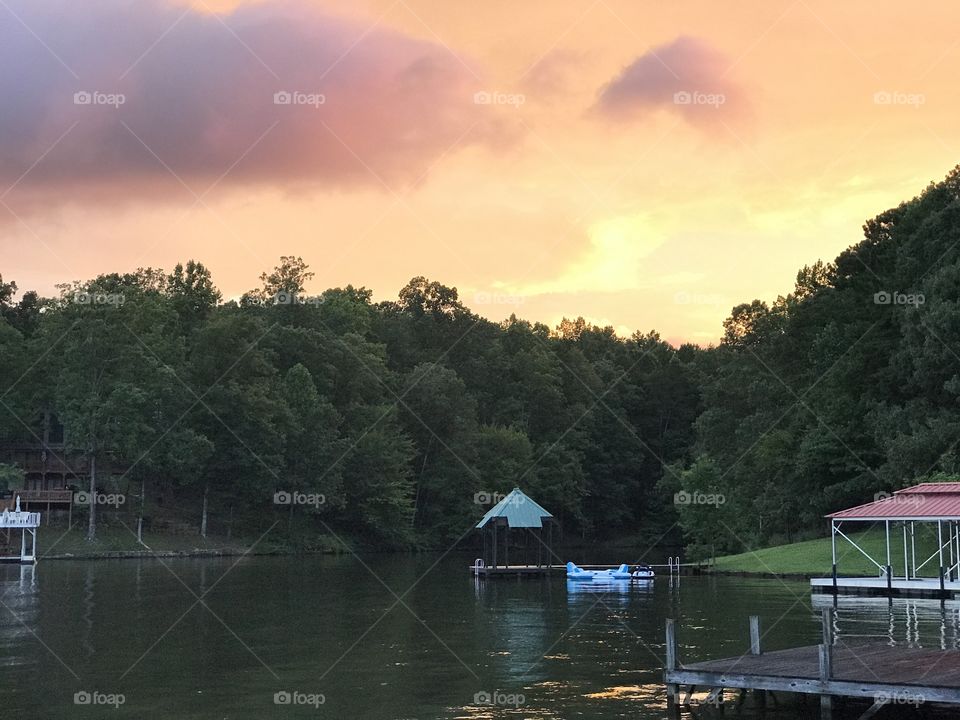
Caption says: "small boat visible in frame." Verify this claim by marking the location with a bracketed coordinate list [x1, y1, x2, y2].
[565, 562, 656, 580]
[565, 561, 597, 580]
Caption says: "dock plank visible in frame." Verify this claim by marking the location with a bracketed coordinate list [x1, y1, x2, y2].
[680, 640, 960, 690]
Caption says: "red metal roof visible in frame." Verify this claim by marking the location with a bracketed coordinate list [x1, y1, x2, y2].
[827, 482, 960, 520]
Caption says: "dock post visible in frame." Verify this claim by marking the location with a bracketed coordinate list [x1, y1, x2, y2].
[939, 520, 947, 596]
[831, 520, 838, 594]
[819, 608, 833, 718]
[665, 618, 680, 717]
[749, 616, 761, 655]
[885, 519, 893, 594]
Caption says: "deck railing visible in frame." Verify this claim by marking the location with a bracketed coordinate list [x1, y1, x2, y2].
[0, 512, 41, 528]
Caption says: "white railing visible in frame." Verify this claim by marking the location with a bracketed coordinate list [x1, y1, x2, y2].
[0, 512, 41, 528]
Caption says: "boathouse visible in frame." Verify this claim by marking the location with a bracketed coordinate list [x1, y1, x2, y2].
[812, 481, 960, 598]
[472, 488, 556, 576]
[0, 496, 40, 564]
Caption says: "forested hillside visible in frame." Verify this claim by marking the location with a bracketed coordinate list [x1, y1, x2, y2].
[4, 167, 960, 554]
[670, 166, 960, 557]
[0, 260, 701, 548]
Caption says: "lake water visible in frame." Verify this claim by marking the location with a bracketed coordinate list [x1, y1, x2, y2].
[2, 554, 960, 718]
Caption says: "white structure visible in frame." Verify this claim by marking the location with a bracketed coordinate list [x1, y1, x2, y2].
[0, 497, 40, 563]
[812, 482, 960, 598]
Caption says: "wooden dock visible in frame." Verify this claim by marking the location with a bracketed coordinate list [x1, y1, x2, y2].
[811, 575, 960, 598]
[470, 564, 563, 576]
[470, 559, 691, 577]
[664, 610, 960, 718]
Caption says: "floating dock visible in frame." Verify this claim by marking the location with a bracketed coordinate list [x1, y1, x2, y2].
[470, 560, 686, 577]
[663, 610, 960, 718]
[811, 575, 960, 598]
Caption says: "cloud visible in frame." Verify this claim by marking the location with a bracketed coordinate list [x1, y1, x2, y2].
[593, 36, 749, 132]
[0, 0, 507, 208]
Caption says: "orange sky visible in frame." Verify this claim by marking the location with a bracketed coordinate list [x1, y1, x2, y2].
[1, 0, 957, 344]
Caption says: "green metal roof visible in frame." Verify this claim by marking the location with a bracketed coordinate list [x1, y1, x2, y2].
[475, 488, 553, 529]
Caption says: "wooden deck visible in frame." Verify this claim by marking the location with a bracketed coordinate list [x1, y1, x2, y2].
[811, 575, 960, 598]
[470, 564, 563, 576]
[674, 642, 960, 697]
[664, 612, 960, 717]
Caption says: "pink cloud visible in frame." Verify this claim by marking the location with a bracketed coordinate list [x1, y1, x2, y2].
[593, 36, 750, 133]
[0, 0, 507, 208]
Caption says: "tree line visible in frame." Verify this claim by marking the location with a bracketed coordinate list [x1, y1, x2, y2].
[3, 166, 960, 554]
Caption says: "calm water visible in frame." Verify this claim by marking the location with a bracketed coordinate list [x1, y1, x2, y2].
[2, 554, 959, 718]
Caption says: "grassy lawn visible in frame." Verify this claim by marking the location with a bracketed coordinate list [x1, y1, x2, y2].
[711, 524, 945, 576]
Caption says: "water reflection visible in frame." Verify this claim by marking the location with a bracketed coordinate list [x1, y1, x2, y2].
[0, 564, 38, 668]
[812, 594, 960, 648]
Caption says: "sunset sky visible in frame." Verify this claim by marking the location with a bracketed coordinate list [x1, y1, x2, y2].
[1, 0, 957, 344]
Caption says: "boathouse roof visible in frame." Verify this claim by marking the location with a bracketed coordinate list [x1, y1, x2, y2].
[827, 482, 960, 521]
[475, 488, 553, 529]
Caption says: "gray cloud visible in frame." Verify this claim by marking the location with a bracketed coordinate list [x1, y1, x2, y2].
[593, 36, 749, 132]
[0, 0, 507, 207]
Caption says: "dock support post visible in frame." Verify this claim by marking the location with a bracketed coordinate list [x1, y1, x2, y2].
[910, 521, 916, 581]
[831, 520, 838, 594]
[885, 520, 892, 594]
[940, 520, 946, 595]
[749, 615, 761, 655]
[665, 619, 680, 717]
[820, 607, 833, 718]
[903, 522, 909, 580]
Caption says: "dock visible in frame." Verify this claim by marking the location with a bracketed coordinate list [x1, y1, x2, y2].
[664, 609, 960, 718]
[811, 575, 960, 598]
[470, 560, 688, 577]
